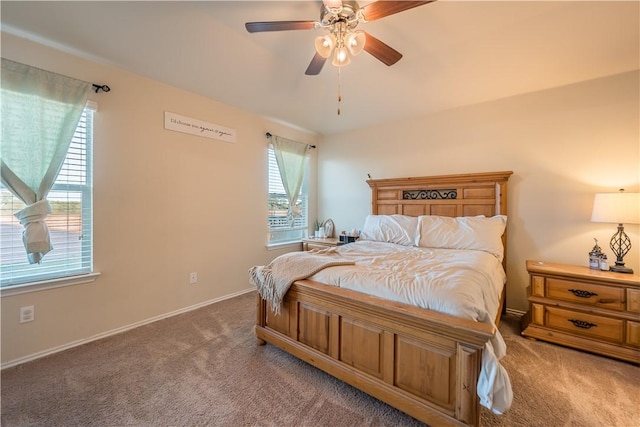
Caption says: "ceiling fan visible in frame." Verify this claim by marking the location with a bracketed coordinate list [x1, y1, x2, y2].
[245, 1, 434, 75]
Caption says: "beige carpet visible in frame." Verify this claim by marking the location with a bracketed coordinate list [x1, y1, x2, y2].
[2, 291, 639, 426]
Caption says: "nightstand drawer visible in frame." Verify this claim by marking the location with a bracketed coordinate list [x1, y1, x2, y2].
[627, 321, 640, 347]
[628, 289, 640, 313]
[546, 306, 623, 343]
[546, 277, 625, 310]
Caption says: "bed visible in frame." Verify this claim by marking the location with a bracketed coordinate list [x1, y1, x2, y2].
[252, 171, 513, 426]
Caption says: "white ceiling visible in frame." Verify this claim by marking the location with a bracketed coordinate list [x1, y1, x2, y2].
[1, 1, 638, 136]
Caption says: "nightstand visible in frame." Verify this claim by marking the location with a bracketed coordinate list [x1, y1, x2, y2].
[521, 260, 640, 363]
[302, 237, 341, 251]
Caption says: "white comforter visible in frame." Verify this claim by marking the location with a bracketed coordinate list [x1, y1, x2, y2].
[307, 240, 513, 414]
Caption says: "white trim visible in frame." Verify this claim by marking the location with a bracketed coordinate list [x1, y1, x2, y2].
[1, 272, 101, 297]
[267, 241, 303, 250]
[0, 287, 255, 370]
[85, 99, 98, 111]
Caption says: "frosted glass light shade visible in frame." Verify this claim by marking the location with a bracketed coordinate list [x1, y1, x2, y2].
[346, 31, 366, 56]
[332, 46, 351, 66]
[591, 191, 640, 224]
[315, 34, 336, 58]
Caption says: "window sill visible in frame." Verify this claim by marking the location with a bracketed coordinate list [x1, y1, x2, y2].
[267, 241, 303, 251]
[1, 272, 101, 297]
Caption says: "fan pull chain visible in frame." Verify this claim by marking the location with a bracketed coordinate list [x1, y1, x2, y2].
[337, 66, 342, 115]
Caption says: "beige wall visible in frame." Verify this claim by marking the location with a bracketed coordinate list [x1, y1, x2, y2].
[2, 31, 638, 365]
[1, 33, 318, 365]
[318, 70, 640, 311]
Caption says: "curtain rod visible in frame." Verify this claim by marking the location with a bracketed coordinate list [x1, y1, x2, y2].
[265, 132, 316, 149]
[92, 84, 111, 93]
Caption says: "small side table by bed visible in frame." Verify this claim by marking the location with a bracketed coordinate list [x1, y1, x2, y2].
[521, 260, 640, 363]
[302, 237, 341, 251]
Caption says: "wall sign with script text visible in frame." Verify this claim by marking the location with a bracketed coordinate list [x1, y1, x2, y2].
[164, 112, 236, 143]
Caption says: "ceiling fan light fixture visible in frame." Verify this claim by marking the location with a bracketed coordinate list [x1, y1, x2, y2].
[332, 46, 351, 67]
[315, 34, 336, 58]
[246, 0, 435, 115]
[346, 30, 366, 56]
[323, 0, 343, 14]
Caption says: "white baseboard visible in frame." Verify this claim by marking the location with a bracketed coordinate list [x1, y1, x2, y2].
[3, 291, 528, 370]
[506, 308, 526, 318]
[1, 287, 255, 370]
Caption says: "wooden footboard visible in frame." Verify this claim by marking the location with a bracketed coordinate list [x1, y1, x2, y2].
[255, 279, 495, 427]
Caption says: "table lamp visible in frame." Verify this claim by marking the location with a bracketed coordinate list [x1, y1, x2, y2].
[591, 189, 640, 273]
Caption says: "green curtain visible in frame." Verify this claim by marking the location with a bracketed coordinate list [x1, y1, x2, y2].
[0, 58, 92, 264]
[270, 135, 310, 226]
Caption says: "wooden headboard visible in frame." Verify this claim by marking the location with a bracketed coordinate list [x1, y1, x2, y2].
[366, 171, 512, 218]
[367, 170, 513, 271]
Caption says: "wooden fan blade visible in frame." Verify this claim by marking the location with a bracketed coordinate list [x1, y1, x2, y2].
[362, 32, 402, 66]
[361, 1, 434, 22]
[305, 52, 327, 75]
[245, 21, 316, 33]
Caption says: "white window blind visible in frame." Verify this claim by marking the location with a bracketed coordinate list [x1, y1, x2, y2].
[1, 108, 94, 287]
[267, 144, 308, 245]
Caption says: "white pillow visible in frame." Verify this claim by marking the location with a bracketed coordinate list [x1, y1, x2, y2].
[359, 215, 418, 247]
[416, 215, 507, 261]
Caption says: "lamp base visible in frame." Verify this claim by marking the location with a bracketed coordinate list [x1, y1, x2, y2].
[608, 223, 634, 274]
[609, 265, 634, 274]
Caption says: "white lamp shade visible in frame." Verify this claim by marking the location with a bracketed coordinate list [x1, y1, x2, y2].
[346, 31, 366, 56]
[591, 191, 640, 224]
[315, 34, 335, 58]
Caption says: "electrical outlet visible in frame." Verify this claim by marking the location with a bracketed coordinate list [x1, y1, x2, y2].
[189, 272, 198, 284]
[20, 305, 34, 323]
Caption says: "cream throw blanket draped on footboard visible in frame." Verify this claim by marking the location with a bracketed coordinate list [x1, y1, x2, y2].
[249, 247, 355, 315]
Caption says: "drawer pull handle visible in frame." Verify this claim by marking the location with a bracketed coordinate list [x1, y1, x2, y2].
[568, 319, 597, 329]
[568, 289, 598, 298]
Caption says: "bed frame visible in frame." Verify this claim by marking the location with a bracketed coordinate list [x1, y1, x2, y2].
[255, 171, 513, 426]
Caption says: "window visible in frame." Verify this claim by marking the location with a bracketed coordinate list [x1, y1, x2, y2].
[267, 144, 308, 245]
[1, 108, 94, 288]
